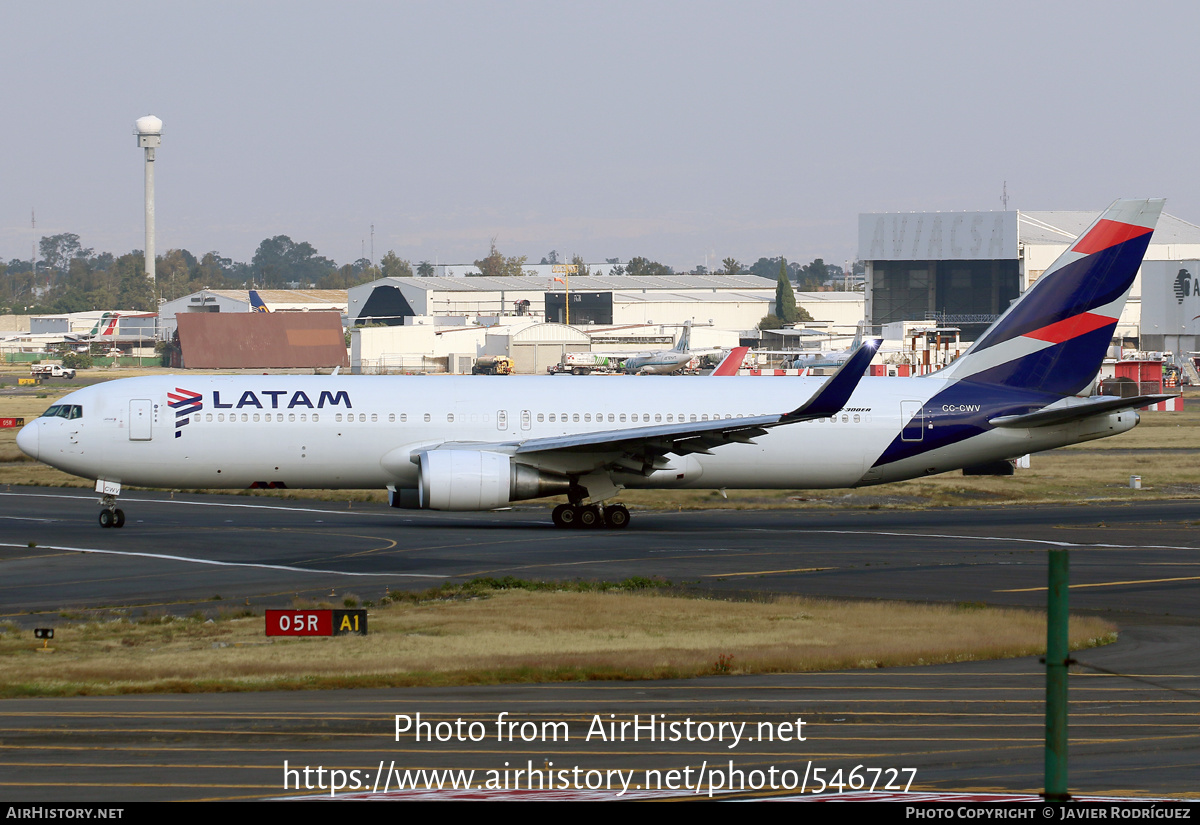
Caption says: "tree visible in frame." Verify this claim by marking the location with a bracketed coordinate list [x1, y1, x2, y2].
[798, 258, 829, 290]
[380, 250, 413, 278]
[474, 238, 528, 277]
[39, 233, 92, 276]
[115, 253, 155, 311]
[250, 235, 336, 288]
[570, 254, 590, 277]
[722, 257, 743, 277]
[417, 260, 435, 277]
[197, 252, 233, 288]
[625, 256, 673, 277]
[776, 258, 798, 323]
[539, 250, 560, 265]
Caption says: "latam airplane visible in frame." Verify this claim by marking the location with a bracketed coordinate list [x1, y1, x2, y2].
[16, 199, 1171, 530]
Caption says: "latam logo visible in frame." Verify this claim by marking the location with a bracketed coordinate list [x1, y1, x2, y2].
[168, 388, 203, 439]
[211, 390, 352, 410]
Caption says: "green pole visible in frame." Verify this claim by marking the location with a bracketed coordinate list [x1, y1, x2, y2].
[1045, 548, 1070, 800]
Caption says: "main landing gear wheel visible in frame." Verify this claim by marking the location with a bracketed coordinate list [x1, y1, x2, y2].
[578, 505, 601, 528]
[551, 503, 631, 529]
[604, 504, 630, 529]
[552, 503, 577, 528]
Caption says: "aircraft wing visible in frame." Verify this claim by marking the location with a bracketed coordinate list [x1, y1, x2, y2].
[989, 394, 1177, 428]
[505, 339, 881, 467]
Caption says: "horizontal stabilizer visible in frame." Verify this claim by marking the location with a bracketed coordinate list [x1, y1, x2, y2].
[989, 394, 1175, 428]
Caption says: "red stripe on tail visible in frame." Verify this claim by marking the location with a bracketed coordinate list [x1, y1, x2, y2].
[1073, 219, 1153, 255]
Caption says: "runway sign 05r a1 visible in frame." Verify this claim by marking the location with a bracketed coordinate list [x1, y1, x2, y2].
[265, 609, 367, 637]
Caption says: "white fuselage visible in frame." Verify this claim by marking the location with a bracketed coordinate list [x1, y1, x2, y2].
[18, 374, 1137, 498]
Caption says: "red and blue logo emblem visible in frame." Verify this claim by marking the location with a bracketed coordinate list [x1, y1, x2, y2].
[167, 388, 202, 438]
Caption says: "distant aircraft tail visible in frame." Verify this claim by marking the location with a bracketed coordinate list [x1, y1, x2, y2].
[249, 290, 271, 313]
[938, 198, 1164, 396]
[850, 320, 863, 350]
[88, 312, 120, 336]
[711, 346, 749, 376]
[674, 320, 692, 353]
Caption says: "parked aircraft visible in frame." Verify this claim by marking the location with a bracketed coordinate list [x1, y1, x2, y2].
[249, 290, 271, 313]
[621, 321, 713, 375]
[16, 200, 1172, 530]
[86, 312, 122, 337]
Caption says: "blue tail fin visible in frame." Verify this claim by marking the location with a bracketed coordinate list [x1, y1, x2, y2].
[249, 290, 271, 313]
[938, 198, 1163, 396]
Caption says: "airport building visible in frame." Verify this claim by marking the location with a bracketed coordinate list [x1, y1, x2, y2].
[158, 289, 348, 339]
[859, 208, 1200, 344]
[347, 275, 777, 331]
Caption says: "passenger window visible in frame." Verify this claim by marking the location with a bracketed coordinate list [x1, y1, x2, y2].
[288, 413, 296, 422]
[655, 414, 662, 422]
[312, 414, 319, 422]
[497, 410, 508, 429]
[608, 414, 615, 423]
[549, 413, 556, 423]
[619, 413, 627, 422]
[388, 413, 395, 423]
[572, 413, 579, 422]
[336, 413, 343, 422]
[537, 413, 545, 422]
[584, 413, 591, 422]
[424, 413, 431, 423]
[252, 413, 260, 422]
[521, 410, 531, 430]
[447, 413, 454, 423]
[398, 413, 404, 422]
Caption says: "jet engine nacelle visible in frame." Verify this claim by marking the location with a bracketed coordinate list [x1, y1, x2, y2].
[416, 450, 570, 511]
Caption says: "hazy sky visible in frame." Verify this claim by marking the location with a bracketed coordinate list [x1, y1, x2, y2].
[3, 1, 1198, 272]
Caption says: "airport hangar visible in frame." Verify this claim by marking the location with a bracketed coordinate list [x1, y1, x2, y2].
[345, 274, 866, 374]
[157, 288, 349, 340]
[860, 207, 1200, 348]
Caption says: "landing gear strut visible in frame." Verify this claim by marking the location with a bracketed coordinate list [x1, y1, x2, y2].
[551, 502, 630, 529]
[98, 494, 125, 529]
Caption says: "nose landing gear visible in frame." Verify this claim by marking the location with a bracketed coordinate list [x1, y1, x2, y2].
[98, 493, 126, 529]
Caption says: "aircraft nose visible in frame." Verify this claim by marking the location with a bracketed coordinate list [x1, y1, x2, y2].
[16, 421, 38, 460]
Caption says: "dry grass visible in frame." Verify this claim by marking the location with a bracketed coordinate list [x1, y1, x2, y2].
[0, 589, 1114, 697]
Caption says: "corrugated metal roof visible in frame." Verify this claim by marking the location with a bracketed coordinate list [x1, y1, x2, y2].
[176, 313, 349, 369]
[379, 275, 775, 292]
[205, 289, 348, 306]
[1019, 211, 1200, 246]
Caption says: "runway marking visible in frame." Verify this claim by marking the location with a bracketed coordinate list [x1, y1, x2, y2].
[705, 567, 836, 577]
[0, 542, 444, 579]
[0, 491, 382, 518]
[0, 516, 58, 522]
[999, 575, 1200, 592]
[758, 528, 1199, 552]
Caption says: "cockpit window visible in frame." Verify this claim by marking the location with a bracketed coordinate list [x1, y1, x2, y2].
[39, 405, 82, 419]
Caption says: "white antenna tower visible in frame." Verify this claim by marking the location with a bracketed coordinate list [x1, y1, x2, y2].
[134, 115, 163, 285]
[1001, 181, 1009, 211]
